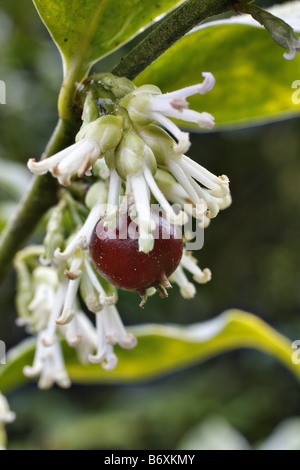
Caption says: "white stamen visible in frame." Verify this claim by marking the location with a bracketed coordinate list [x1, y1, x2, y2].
[184, 171, 219, 218]
[168, 159, 202, 206]
[182, 155, 229, 197]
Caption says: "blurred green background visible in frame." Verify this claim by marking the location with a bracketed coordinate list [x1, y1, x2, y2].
[0, 0, 300, 450]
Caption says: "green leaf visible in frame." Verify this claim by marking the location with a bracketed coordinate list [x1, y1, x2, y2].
[32, 0, 184, 121]
[32, 0, 184, 76]
[1, 310, 299, 394]
[135, 18, 300, 128]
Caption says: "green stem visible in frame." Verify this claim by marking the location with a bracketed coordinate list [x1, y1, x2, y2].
[0, 0, 231, 285]
[112, 0, 230, 79]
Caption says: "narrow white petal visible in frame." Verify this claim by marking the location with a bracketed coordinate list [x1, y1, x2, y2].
[130, 174, 154, 253]
[168, 160, 202, 206]
[149, 112, 191, 154]
[56, 276, 81, 325]
[170, 267, 196, 299]
[27, 144, 76, 175]
[143, 167, 187, 225]
[41, 282, 68, 346]
[88, 312, 106, 364]
[56, 140, 96, 175]
[55, 205, 101, 260]
[180, 252, 212, 284]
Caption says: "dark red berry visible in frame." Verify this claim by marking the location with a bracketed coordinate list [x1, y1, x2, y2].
[89, 210, 183, 306]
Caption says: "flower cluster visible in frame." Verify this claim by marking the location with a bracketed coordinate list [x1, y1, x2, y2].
[17, 72, 231, 388]
[0, 393, 15, 450]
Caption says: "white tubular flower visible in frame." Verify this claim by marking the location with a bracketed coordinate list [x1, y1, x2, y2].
[61, 311, 98, 364]
[24, 333, 71, 390]
[55, 203, 104, 261]
[27, 115, 123, 186]
[25, 267, 58, 333]
[114, 129, 186, 252]
[170, 251, 211, 299]
[41, 281, 68, 346]
[88, 305, 137, 370]
[83, 256, 118, 307]
[0, 393, 15, 425]
[56, 256, 83, 326]
[104, 167, 123, 222]
[28, 139, 101, 186]
[130, 173, 155, 254]
[125, 72, 215, 154]
[114, 130, 158, 254]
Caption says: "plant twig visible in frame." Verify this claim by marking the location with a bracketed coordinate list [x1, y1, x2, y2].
[112, 0, 230, 79]
[0, 119, 79, 284]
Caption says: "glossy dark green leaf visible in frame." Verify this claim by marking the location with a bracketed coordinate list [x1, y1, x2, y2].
[32, 0, 184, 74]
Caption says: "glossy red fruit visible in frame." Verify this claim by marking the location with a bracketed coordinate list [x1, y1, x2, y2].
[90, 210, 183, 306]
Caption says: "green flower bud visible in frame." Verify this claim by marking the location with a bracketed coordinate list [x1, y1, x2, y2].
[93, 73, 136, 99]
[114, 130, 157, 180]
[126, 93, 153, 126]
[154, 168, 178, 190]
[114, 76, 136, 98]
[76, 115, 124, 153]
[137, 124, 179, 167]
[82, 90, 100, 124]
[119, 84, 161, 124]
[85, 181, 109, 210]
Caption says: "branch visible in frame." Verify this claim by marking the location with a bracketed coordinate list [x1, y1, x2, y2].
[0, 0, 231, 285]
[112, 0, 230, 79]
